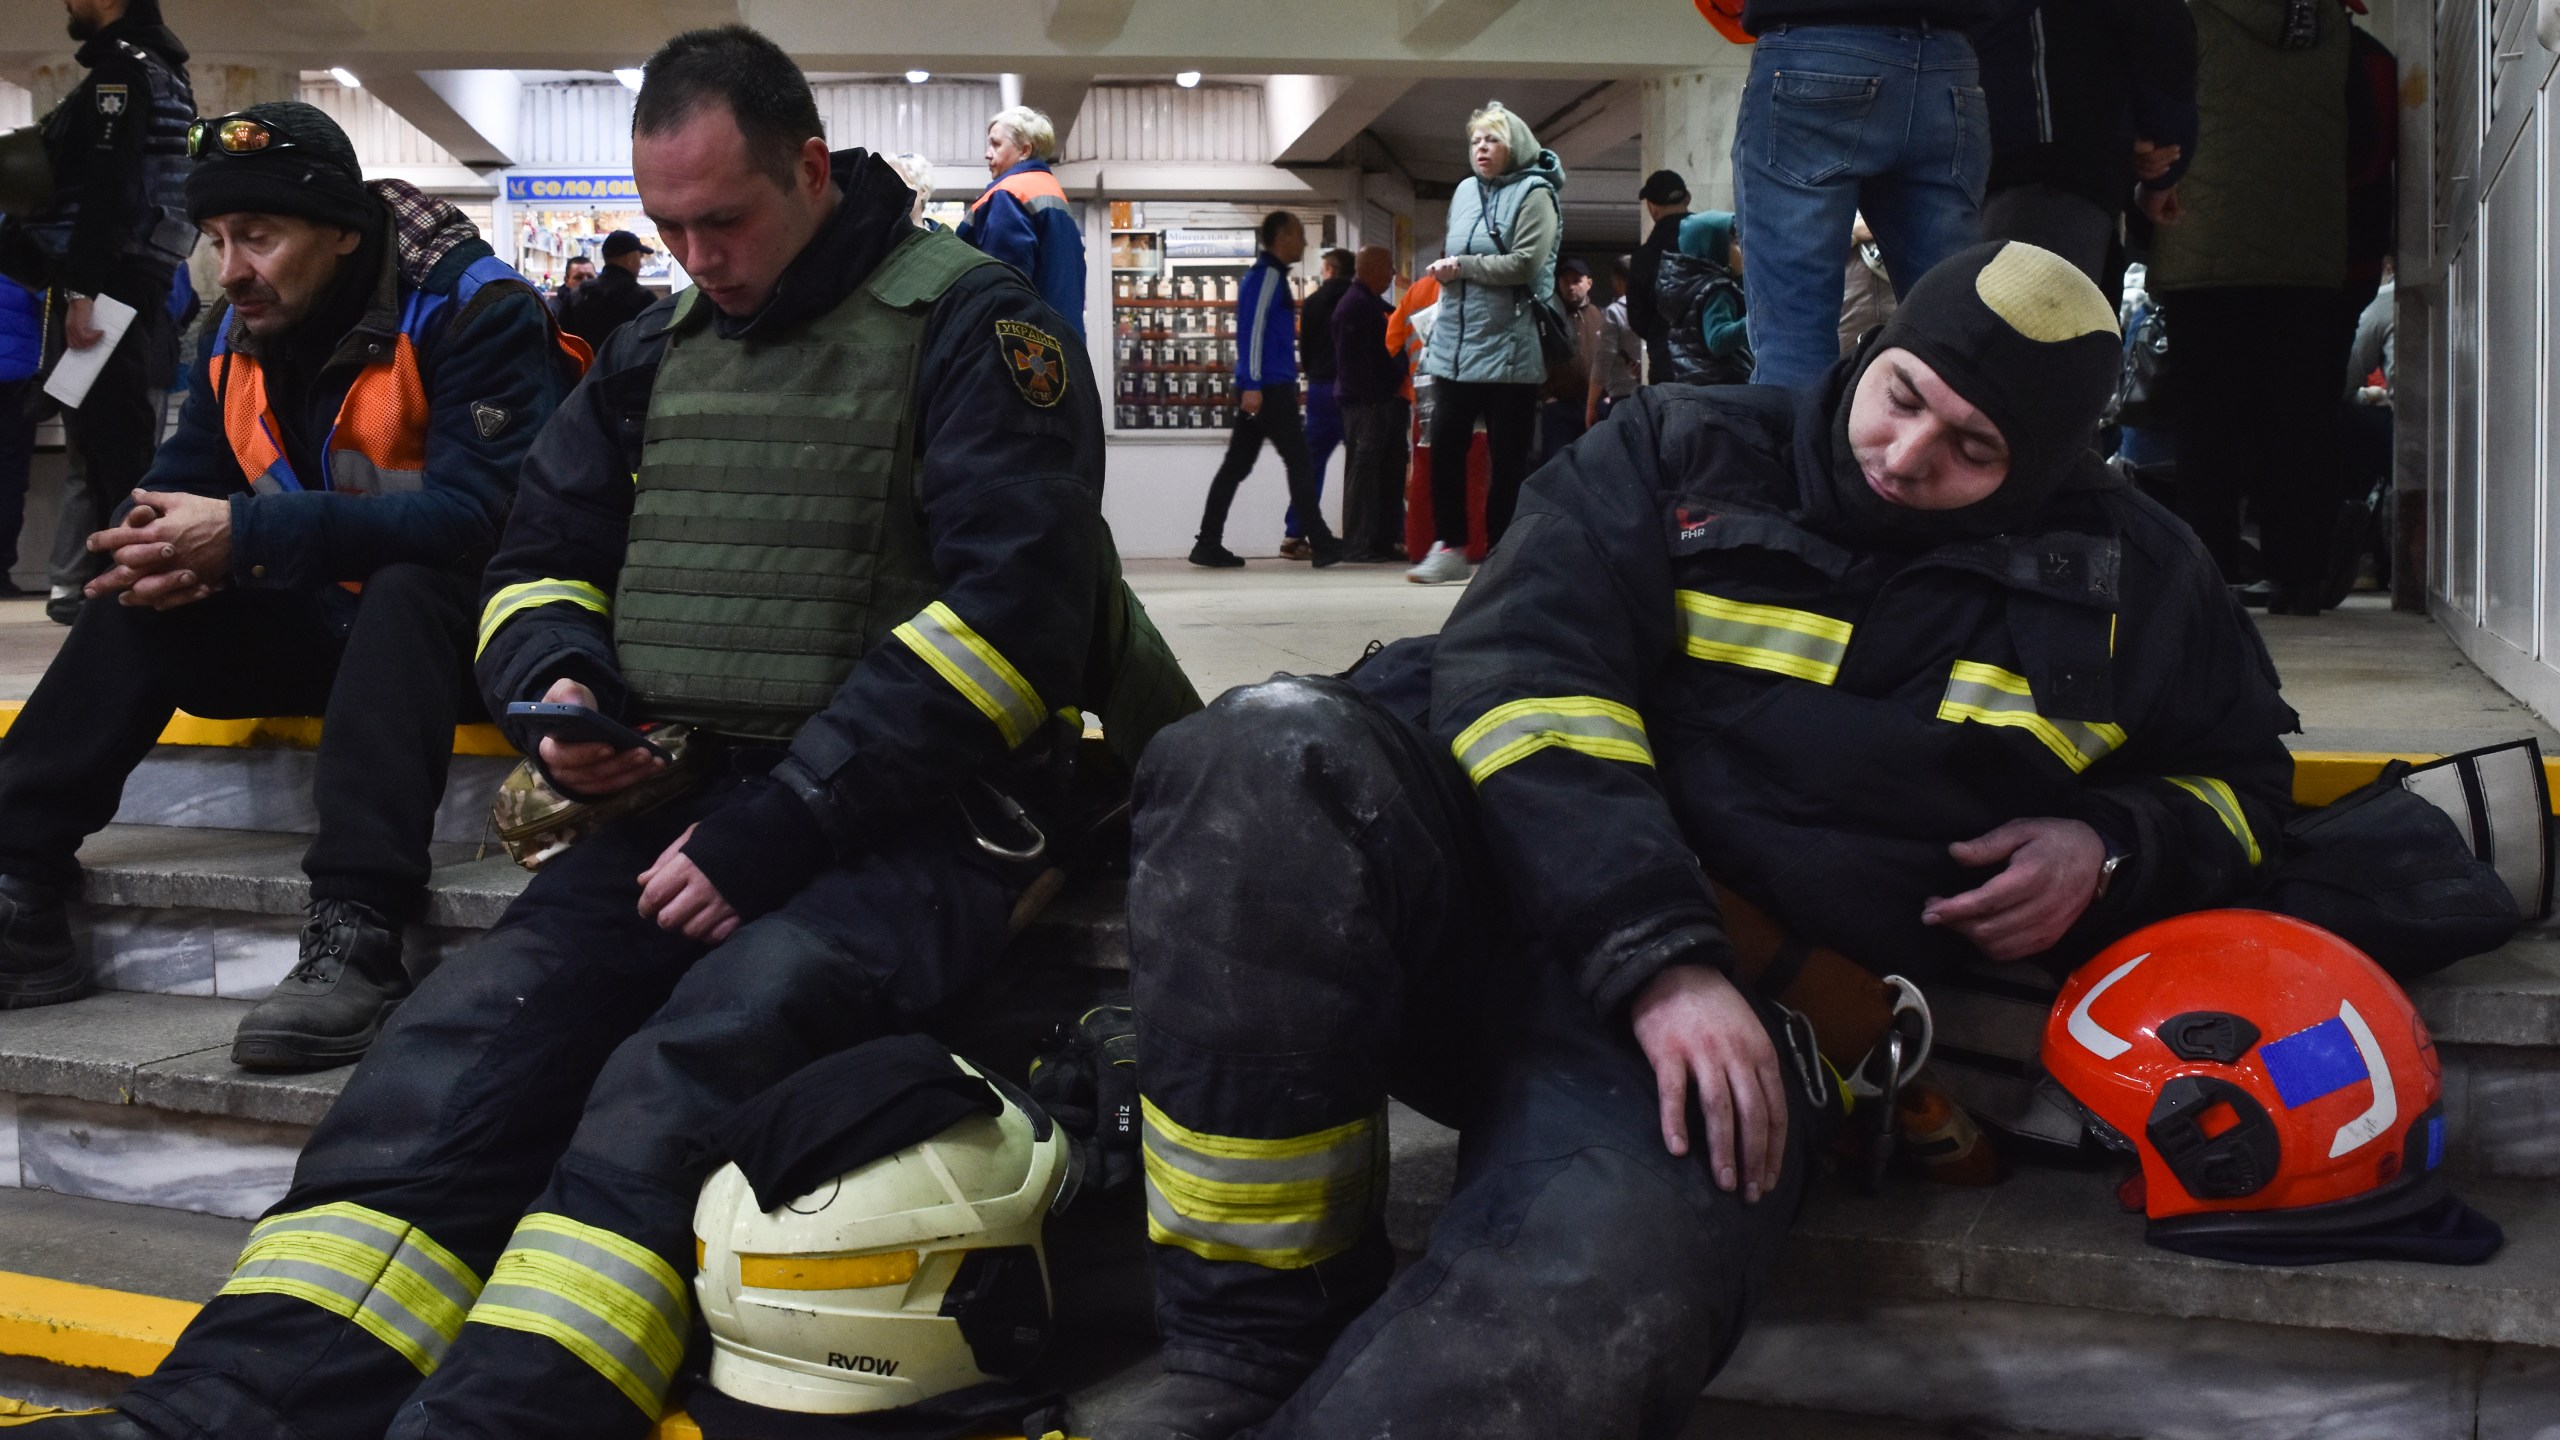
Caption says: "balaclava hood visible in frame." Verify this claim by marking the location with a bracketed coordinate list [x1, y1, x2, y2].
[1818, 240, 2120, 548]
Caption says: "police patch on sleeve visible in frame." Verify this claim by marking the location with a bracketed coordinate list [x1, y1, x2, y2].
[994, 319, 1068, 409]
[96, 84, 128, 115]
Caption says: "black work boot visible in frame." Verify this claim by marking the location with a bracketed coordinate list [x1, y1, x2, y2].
[0, 1408, 159, 1437]
[1091, 1371, 1286, 1440]
[230, 899, 410, 1071]
[0, 872, 85, 1010]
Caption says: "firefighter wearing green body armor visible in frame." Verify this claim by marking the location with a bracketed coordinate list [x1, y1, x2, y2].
[25, 26, 1195, 1440]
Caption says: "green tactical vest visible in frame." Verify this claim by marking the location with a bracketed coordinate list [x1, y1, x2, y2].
[616, 225, 1205, 759]
[615, 227, 985, 740]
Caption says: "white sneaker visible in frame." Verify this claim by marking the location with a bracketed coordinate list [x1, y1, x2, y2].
[1404, 541, 1471, 586]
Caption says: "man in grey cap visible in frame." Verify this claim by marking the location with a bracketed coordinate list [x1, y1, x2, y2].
[0, 100, 578, 1074]
[564, 227, 658, 351]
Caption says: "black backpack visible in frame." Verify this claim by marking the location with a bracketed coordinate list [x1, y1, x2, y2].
[2253, 742, 2550, 978]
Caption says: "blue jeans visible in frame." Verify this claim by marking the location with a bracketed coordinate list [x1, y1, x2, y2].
[1285, 381, 1342, 539]
[1732, 24, 1988, 389]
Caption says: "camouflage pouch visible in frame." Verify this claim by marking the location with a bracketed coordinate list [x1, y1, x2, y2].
[491, 723, 709, 871]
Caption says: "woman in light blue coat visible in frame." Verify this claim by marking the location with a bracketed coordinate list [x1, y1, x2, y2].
[1408, 101, 1564, 584]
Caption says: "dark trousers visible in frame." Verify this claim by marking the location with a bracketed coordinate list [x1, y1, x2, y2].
[2160, 286, 2357, 589]
[1979, 183, 2115, 286]
[1426, 380, 1538, 550]
[1198, 382, 1332, 550]
[120, 787, 1019, 1440]
[1340, 397, 1410, 559]
[0, 564, 481, 920]
[1537, 394, 1586, 469]
[1283, 381, 1343, 540]
[49, 306, 170, 594]
[0, 378, 33, 580]
[1130, 674, 1815, 1436]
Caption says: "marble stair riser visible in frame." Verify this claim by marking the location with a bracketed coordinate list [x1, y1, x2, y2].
[108, 748, 512, 845]
[0, 1091, 304, 1222]
[1706, 1297, 2560, 1440]
[78, 908, 480, 1001]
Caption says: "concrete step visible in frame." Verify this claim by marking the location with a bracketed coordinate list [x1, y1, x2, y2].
[65, 823, 1130, 1003]
[102, 743, 514, 847]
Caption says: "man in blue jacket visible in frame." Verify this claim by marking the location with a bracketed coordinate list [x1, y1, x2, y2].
[0, 103, 574, 1072]
[0, 276, 41, 596]
[1190, 210, 1343, 569]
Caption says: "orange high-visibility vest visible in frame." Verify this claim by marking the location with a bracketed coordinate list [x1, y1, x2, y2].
[212, 254, 588, 496]
[970, 165, 1071, 219]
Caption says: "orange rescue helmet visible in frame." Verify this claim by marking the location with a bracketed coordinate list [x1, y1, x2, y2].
[2041, 911, 2447, 1238]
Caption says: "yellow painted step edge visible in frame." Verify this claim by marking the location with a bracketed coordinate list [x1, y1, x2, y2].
[0, 1273, 1083, 1439]
[0, 701, 2520, 813]
[0, 702, 514, 758]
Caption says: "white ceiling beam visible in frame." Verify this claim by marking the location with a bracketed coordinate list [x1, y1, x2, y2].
[1400, 0, 1522, 47]
[1044, 0, 1138, 45]
[256, 0, 383, 41]
[1266, 74, 1415, 166]
[1541, 79, 1642, 169]
[364, 69, 520, 169]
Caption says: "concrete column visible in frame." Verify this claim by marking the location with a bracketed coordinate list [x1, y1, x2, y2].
[1640, 68, 1744, 241]
[189, 63, 302, 121]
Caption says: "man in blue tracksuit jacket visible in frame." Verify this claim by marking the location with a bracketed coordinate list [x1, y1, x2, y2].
[1189, 210, 1341, 569]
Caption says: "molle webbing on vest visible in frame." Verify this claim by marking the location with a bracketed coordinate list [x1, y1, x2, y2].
[613, 228, 997, 740]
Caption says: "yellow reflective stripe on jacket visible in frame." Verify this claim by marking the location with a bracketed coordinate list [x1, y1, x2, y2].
[1450, 695, 1654, 785]
[219, 1203, 482, 1375]
[466, 1213, 689, 1418]
[1936, 661, 2128, 774]
[893, 600, 1047, 748]
[477, 579, 611, 659]
[2168, 775, 2264, 867]
[1677, 591, 1853, 685]
[1141, 1097, 1385, 1270]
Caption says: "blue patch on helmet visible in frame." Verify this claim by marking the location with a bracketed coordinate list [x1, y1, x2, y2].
[2259, 1015, 2368, 1109]
[2426, 1114, 2445, 1171]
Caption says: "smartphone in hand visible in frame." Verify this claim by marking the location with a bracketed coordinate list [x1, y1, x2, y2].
[504, 701, 673, 762]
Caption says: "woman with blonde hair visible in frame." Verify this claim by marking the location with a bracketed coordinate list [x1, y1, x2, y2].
[886, 151, 936, 227]
[1408, 100, 1563, 585]
[958, 104, 1086, 337]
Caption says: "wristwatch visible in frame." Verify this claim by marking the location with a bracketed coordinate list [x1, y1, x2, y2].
[2094, 834, 2130, 899]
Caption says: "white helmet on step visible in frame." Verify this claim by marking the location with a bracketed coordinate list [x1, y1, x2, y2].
[692, 1058, 1069, 1414]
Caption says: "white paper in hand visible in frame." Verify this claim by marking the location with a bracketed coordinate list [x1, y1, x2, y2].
[43, 293, 138, 410]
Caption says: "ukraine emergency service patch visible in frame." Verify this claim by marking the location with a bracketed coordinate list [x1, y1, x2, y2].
[995, 319, 1067, 408]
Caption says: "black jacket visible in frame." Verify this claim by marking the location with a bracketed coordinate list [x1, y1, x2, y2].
[1407, 378, 2295, 1016]
[1298, 273, 1353, 385]
[1972, 0, 2198, 212]
[563, 262, 653, 354]
[11, 13, 190, 304]
[1743, 0, 1999, 34]
[1629, 210, 1684, 382]
[476, 150, 1111, 920]
[1332, 280, 1401, 405]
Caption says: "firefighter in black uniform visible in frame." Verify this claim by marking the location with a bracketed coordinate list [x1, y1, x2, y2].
[1106, 241, 2297, 1440]
[32, 27, 1192, 1440]
[1, 0, 193, 623]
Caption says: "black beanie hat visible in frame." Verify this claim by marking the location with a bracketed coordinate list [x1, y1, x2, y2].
[184, 101, 376, 232]
[1822, 241, 2121, 545]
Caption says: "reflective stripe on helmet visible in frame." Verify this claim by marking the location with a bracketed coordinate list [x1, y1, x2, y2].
[1140, 1098, 1385, 1270]
[219, 1203, 482, 1375]
[1936, 661, 2127, 773]
[1677, 590, 1853, 685]
[467, 1213, 689, 1418]
[894, 601, 1047, 748]
[1450, 695, 1653, 784]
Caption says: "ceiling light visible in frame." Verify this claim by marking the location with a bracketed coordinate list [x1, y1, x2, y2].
[1174, 71, 1202, 89]
[905, 69, 931, 84]
[614, 68, 644, 91]
[328, 67, 361, 89]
